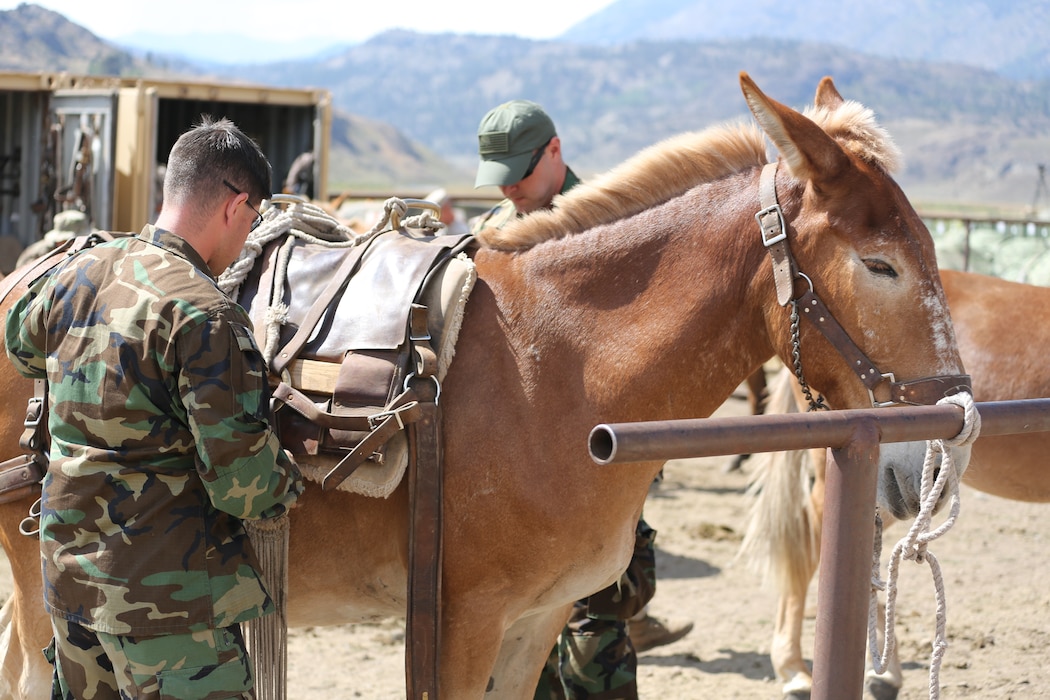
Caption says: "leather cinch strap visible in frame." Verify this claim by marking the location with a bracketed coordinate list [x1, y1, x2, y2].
[405, 381, 443, 700]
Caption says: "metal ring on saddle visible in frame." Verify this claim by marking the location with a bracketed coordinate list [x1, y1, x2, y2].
[18, 496, 41, 537]
[403, 372, 441, 402]
[269, 193, 310, 208]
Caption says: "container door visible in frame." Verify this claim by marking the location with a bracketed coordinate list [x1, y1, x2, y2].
[49, 90, 117, 231]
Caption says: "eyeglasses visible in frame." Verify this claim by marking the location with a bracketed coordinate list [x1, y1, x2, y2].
[520, 137, 553, 182]
[222, 179, 263, 232]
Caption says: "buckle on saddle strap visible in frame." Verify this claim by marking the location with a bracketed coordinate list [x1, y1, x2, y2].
[322, 399, 424, 491]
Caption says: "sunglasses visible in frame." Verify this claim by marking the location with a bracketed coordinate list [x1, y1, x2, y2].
[520, 137, 553, 182]
[222, 179, 263, 232]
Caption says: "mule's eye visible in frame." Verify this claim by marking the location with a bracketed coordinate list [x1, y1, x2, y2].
[864, 259, 898, 278]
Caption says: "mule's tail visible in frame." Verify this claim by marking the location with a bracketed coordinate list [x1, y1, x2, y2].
[737, 367, 820, 598]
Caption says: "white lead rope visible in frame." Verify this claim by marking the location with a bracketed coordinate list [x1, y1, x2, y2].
[869, 391, 982, 699]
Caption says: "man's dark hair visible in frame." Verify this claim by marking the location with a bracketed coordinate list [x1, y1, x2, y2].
[164, 115, 272, 217]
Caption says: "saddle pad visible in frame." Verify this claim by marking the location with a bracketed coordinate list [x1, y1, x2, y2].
[292, 251, 476, 497]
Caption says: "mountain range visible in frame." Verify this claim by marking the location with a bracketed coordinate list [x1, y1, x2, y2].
[2, 1, 1049, 213]
[564, 0, 1050, 81]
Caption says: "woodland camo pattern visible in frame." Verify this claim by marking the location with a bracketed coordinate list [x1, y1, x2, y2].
[5, 226, 303, 637]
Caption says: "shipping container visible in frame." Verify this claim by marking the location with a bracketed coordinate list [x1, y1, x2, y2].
[0, 71, 330, 271]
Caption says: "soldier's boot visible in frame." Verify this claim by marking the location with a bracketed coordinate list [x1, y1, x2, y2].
[626, 612, 694, 653]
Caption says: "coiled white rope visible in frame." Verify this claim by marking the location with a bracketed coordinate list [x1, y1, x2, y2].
[218, 195, 444, 300]
[869, 391, 982, 699]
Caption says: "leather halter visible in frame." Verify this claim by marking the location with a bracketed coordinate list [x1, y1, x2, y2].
[756, 162, 971, 407]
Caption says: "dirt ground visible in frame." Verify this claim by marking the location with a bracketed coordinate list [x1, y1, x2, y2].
[2, 389, 1047, 699]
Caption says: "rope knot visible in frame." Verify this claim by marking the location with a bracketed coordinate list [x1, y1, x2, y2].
[937, 391, 981, 448]
[905, 541, 928, 564]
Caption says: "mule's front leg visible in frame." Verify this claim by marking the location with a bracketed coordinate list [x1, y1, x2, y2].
[0, 495, 53, 700]
[486, 606, 573, 699]
[441, 600, 571, 699]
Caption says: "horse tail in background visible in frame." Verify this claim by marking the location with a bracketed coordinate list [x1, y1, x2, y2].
[737, 368, 820, 599]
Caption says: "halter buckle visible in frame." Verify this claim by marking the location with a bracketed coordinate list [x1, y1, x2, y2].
[756, 204, 787, 246]
[867, 373, 898, 408]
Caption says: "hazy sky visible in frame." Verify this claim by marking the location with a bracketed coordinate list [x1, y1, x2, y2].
[3, 0, 617, 43]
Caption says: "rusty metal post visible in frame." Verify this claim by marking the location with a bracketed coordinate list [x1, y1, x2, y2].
[812, 421, 880, 700]
[587, 397, 1050, 700]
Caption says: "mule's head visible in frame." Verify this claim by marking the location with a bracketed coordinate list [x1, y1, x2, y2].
[740, 73, 971, 516]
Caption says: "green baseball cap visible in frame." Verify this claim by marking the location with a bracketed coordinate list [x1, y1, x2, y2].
[474, 100, 556, 188]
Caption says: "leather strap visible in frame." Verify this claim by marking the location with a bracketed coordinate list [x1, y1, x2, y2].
[796, 289, 971, 405]
[271, 381, 423, 436]
[271, 382, 373, 430]
[270, 239, 374, 376]
[756, 162, 795, 306]
[0, 454, 44, 505]
[886, 374, 972, 407]
[404, 379, 442, 700]
[409, 303, 437, 378]
[795, 289, 883, 391]
[321, 390, 424, 491]
[755, 164, 971, 407]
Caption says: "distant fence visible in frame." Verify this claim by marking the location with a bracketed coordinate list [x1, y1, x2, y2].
[920, 211, 1050, 284]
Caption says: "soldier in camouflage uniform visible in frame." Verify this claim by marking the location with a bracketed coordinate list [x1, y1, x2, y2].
[5, 116, 303, 700]
[471, 100, 692, 700]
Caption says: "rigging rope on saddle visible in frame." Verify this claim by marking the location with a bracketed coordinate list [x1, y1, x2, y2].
[868, 391, 982, 700]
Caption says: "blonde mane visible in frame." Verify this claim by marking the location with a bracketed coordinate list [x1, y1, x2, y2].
[477, 97, 902, 252]
[477, 122, 768, 251]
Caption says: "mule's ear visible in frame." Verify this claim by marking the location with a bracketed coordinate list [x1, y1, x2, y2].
[814, 76, 845, 110]
[740, 72, 851, 187]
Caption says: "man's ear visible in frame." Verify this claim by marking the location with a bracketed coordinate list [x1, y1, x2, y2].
[223, 191, 243, 227]
[549, 136, 562, 159]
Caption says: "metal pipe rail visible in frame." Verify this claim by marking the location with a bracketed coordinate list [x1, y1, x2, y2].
[589, 398, 1050, 700]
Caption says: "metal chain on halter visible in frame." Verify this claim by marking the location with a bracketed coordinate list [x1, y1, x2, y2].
[788, 298, 828, 411]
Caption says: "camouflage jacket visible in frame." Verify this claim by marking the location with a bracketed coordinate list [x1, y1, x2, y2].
[5, 225, 303, 636]
[469, 167, 581, 233]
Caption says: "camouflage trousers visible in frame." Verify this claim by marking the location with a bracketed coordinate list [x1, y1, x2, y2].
[46, 616, 255, 699]
[535, 517, 657, 700]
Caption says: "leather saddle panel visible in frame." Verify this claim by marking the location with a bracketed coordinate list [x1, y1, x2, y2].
[236, 229, 474, 466]
[267, 231, 461, 361]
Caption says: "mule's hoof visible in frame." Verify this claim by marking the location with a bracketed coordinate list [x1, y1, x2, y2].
[865, 677, 900, 700]
[782, 671, 812, 700]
